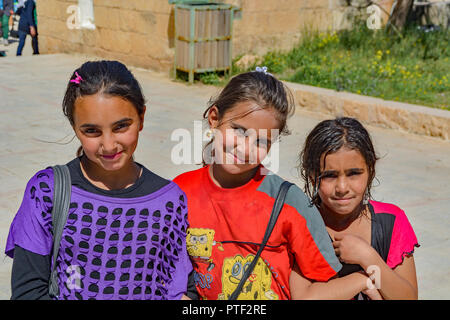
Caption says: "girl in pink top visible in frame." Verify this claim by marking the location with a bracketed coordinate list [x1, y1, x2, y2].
[293, 117, 419, 300]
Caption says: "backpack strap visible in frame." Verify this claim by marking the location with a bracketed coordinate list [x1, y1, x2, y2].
[229, 181, 293, 300]
[48, 165, 71, 299]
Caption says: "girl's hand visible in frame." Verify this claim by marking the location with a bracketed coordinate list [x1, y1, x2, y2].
[333, 233, 375, 265]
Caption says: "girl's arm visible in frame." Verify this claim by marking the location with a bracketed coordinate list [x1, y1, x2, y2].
[359, 248, 417, 300]
[289, 264, 370, 300]
[334, 234, 418, 300]
[11, 245, 52, 300]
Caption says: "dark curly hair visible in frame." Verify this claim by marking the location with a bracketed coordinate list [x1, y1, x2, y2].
[299, 117, 379, 208]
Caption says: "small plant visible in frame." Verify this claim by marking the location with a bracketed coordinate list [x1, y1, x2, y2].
[199, 72, 223, 85]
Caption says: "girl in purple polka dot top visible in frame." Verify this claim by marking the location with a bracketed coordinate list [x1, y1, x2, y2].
[5, 61, 197, 300]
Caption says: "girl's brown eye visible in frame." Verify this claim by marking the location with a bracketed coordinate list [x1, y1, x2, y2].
[84, 128, 99, 135]
[114, 123, 130, 131]
[347, 170, 363, 177]
[321, 173, 336, 179]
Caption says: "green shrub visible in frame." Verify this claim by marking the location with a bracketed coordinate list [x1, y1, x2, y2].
[199, 72, 222, 85]
[237, 24, 449, 110]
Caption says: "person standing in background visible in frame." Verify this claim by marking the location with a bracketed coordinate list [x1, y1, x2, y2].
[16, 0, 38, 55]
[1, 0, 13, 45]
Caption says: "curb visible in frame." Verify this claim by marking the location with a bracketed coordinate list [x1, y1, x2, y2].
[285, 81, 450, 141]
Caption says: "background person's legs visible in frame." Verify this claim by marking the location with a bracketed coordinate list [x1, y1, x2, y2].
[1, 14, 9, 44]
[16, 30, 27, 56]
[31, 33, 38, 54]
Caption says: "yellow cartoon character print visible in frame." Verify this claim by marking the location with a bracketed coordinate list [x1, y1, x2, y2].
[218, 254, 278, 300]
[187, 228, 215, 259]
[187, 228, 224, 271]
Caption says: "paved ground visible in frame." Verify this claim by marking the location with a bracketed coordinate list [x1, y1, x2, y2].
[0, 33, 35, 58]
[0, 51, 449, 300]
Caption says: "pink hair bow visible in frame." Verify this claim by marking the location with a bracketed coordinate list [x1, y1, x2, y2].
[70, 72, 83, 85]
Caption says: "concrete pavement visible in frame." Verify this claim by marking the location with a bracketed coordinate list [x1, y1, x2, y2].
[0, 33, 35, 58]
[0, 53, 449, 300]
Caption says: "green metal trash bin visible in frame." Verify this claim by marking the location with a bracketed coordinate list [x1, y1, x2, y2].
[169, 0, 239, 83]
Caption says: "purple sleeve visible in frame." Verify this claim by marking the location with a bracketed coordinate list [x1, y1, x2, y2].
[5, 169, 54, 258]
[165, 237, 193, 300]
[165, 188, 193, 300]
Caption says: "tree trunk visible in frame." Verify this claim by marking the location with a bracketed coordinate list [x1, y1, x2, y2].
[388, 0, 414, 30]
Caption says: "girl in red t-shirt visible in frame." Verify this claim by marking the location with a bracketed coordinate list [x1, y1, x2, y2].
[174, 70, 374, 300]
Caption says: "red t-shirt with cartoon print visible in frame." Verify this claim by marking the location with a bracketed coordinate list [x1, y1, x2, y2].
[174, 166, 342, 300]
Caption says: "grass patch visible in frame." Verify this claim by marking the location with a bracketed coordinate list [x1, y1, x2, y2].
[175, 70, 226, 86]
[254, 24, 449, 110]
[199, 24, 449, 110]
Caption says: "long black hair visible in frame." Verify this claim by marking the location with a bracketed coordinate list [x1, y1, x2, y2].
[62, 60, 146, 156]
[300, 117, 379, 208]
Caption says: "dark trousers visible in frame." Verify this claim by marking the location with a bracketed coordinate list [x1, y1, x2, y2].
[17, 29, 39, 56]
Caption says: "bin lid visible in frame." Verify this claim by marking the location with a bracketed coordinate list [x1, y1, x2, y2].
[169, 0, 238, 11]
[169, 0, 215, 4]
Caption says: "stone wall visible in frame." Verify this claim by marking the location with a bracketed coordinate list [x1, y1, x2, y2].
[288, 81, 450, 140]
[36, 0, 394, 72]
[37, 0, 176, 71]
[225, 0, 394, 55]
[416, 0, 450, 28]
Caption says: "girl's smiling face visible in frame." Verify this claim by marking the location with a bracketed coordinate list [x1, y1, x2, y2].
[208, 100, 281, 176]
[72, 93, 145, 172]
[318, 147, 369, 216]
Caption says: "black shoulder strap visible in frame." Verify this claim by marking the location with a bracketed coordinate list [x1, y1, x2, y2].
[229, 181, 293, 300]
[48, 165, 71, 299]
